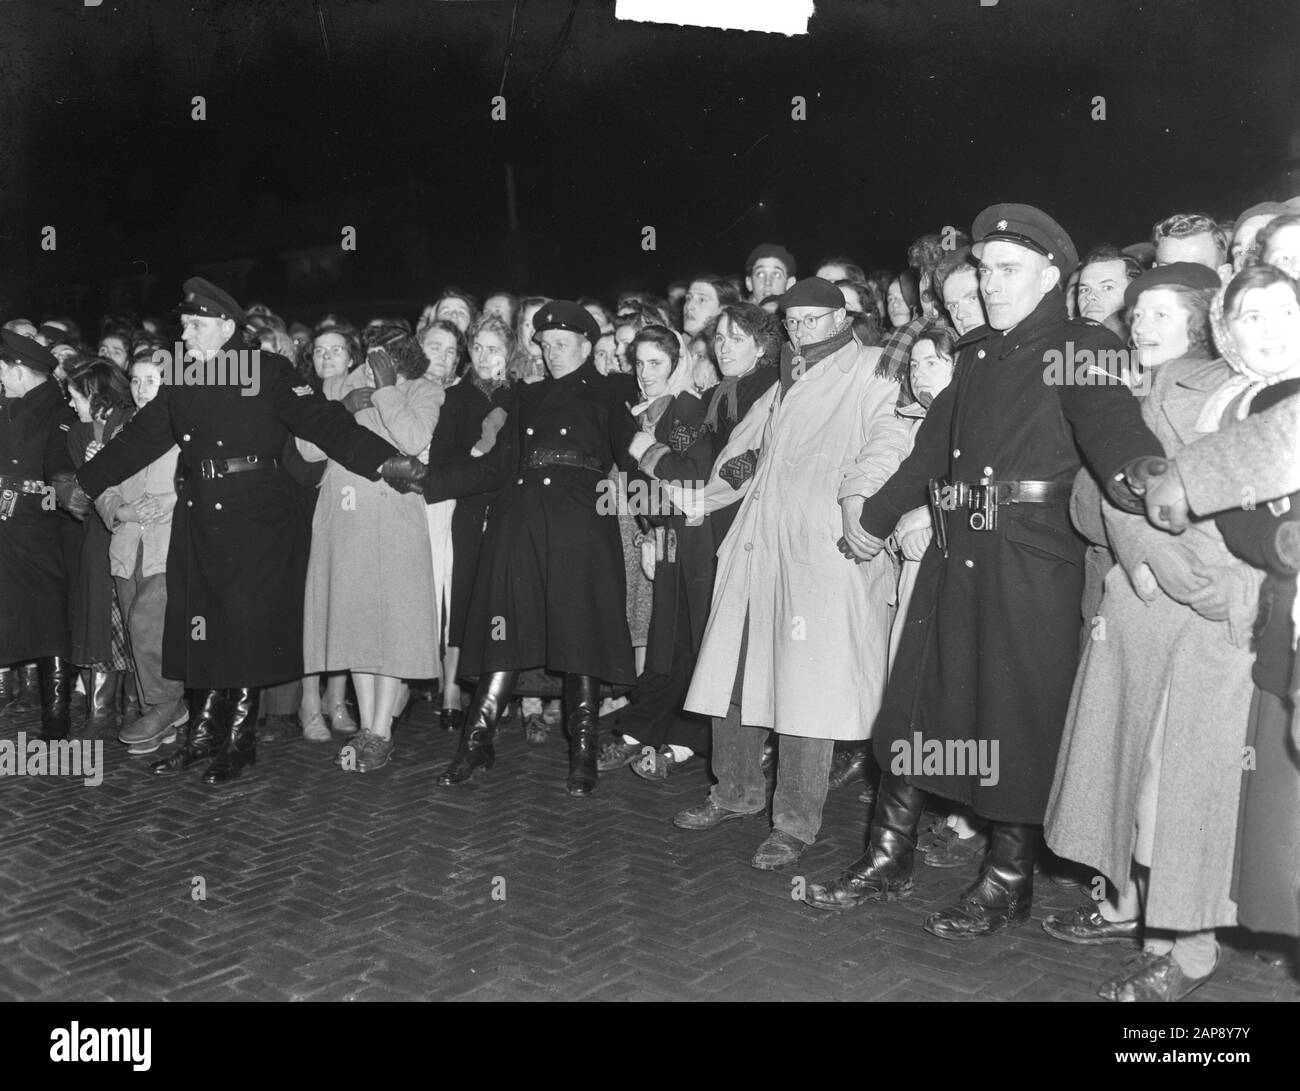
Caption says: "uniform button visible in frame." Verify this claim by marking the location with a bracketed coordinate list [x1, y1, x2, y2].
[526, 427, 534, 435]
[953, 449, 961, 458]
[214, 502, 223, 511]
[216, 440, 223, 447]
[977, 350, 986, 360]
[543, 477, 551, 485]
[559, 427, 567, 435]
[983, 466, 994, 476]
[182, 434, 191, 442]
[186, 500, 193, 508]
[964, 558, 974, 568]
[516, 477, 524, 485]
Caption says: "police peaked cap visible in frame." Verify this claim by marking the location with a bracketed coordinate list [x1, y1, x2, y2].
[531, 300, 601, 345]
[971, 203, 1079, 278]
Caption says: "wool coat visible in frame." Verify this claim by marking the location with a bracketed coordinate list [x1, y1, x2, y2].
[858, 293, 1164, 823]
[1045, 356, 1262, 931]
[0, 379, 77, 663]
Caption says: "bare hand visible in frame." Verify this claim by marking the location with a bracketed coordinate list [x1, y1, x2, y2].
[1141, 462, 1190, 534]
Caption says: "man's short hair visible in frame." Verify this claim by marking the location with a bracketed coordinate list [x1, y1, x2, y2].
[1150, 213, 1228, 263]
[1080, 244, 1143, 282]
[690, 274, 742, 307]
[817, 255, 866, 282]
[933, 247, 979, 299]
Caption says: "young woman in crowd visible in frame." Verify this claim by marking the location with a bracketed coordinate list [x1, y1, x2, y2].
[300, 330, 442, 772]
[64, 357, 136, 739]
[1045, 263, 1267, 1002]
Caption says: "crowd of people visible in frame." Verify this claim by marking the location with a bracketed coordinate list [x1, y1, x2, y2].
[1, 195, 1298, 1002]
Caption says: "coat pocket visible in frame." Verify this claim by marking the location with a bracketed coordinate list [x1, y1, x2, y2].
[1002, 508, 1084, 567]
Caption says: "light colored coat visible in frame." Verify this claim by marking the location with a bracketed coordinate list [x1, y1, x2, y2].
[1046, 357, 1264, 931]
[301, 372, 444, 678]
[683, 338, 911, 740]
[96, 444, 181, 579]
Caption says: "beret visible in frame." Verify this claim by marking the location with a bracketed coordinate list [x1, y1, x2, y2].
[0, 330, 59, 374]
[1122, 262, 1222, 309]
[1121, 241, 1156, 269]
[971, 203, 1078, 277]
[531, 300, 601, 345]
[177, 276, 247, 324]
[778, 276, 845, 311]
[745, 243, 797, 277]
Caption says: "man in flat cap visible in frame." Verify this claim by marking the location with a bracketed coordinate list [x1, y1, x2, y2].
[669, 277, 911, 869]
[73, 277, 412, 786]
[744, 243, 797, 306]
[804, 204, 1168, 938]
[383, 300, 640, 797]
[0, 331, 83, 739]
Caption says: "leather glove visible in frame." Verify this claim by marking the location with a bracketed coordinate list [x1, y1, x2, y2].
[719, 449, 758, 490]
[54, 473, 92, 521]
[367, 347, 398, 389]
[341, 387, 374, 415]
[380, 455, 428, 495]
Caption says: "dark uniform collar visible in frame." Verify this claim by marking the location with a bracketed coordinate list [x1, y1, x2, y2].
[550, 358, 598, 387]
[954, 323, 992, 351]
[991, 288, 1065, 360]
[4, 376, 63, 419]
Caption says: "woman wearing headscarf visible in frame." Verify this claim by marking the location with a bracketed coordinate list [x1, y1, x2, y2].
[595, 325, 716, 779]
[1043, 263, 1274, 1002]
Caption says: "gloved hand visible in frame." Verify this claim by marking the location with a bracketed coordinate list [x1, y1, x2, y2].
[54, 473, 92, 521]
[380, 455, 428, 495]
[341, 387, 374, 415]
[719, 449, 758, 490]
[367, 347, 398, 389]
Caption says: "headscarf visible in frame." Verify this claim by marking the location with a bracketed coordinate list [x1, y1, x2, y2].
[1195, 285, 1283, 431]
[630, 330, 699, 426]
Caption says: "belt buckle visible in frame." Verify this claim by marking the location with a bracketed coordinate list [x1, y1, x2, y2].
[200, 460, 219, 480]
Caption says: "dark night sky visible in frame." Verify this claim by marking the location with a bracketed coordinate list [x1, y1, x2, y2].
[1, 0, 1298, 318]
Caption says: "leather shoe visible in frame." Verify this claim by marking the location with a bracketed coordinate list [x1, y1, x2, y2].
[673, 798, 762, 830]
[828, 744, 870, 789]
[1042, 904, 1140, 946]
[597, 738, 645, 771]
[1100, 950, 1217, 1002]
[923, 826, 988, 869]
[752, 829, 806, 870]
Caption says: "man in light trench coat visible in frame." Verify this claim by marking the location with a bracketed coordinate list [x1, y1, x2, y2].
[671, 277, 912, 870]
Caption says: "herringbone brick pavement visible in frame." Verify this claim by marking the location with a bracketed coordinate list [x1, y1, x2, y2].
[1, 699, 1296, 1002]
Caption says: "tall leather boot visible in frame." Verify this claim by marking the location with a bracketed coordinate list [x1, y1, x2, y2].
[564, 674, 601, 798]
[8, 662, 41, 715]
[37, 657, 73, 741]
[923, 821, 1039, 939]
[0, 666, 14, 716]
[77, 669, 121, 740]
[437, 671, 517, 785]
[804, 770, 928, 911]
[152, 689, 228, 776]
[203, 687, 259, 786]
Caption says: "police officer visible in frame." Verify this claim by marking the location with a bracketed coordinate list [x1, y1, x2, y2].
[0, 332, 81, 740]
[805, 204, 1166, 937]
[385, 300, 639, 797]
[74, 278, 412, 785]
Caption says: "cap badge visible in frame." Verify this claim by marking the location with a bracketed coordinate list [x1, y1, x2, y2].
[996, 220, 1008, 231]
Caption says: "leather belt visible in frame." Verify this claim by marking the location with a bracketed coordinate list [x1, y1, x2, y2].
[948, 479, 1072, 506]
[523, 448, 605, 473]
[195, 455, 280, 481]
[0, 475, 48, 494]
